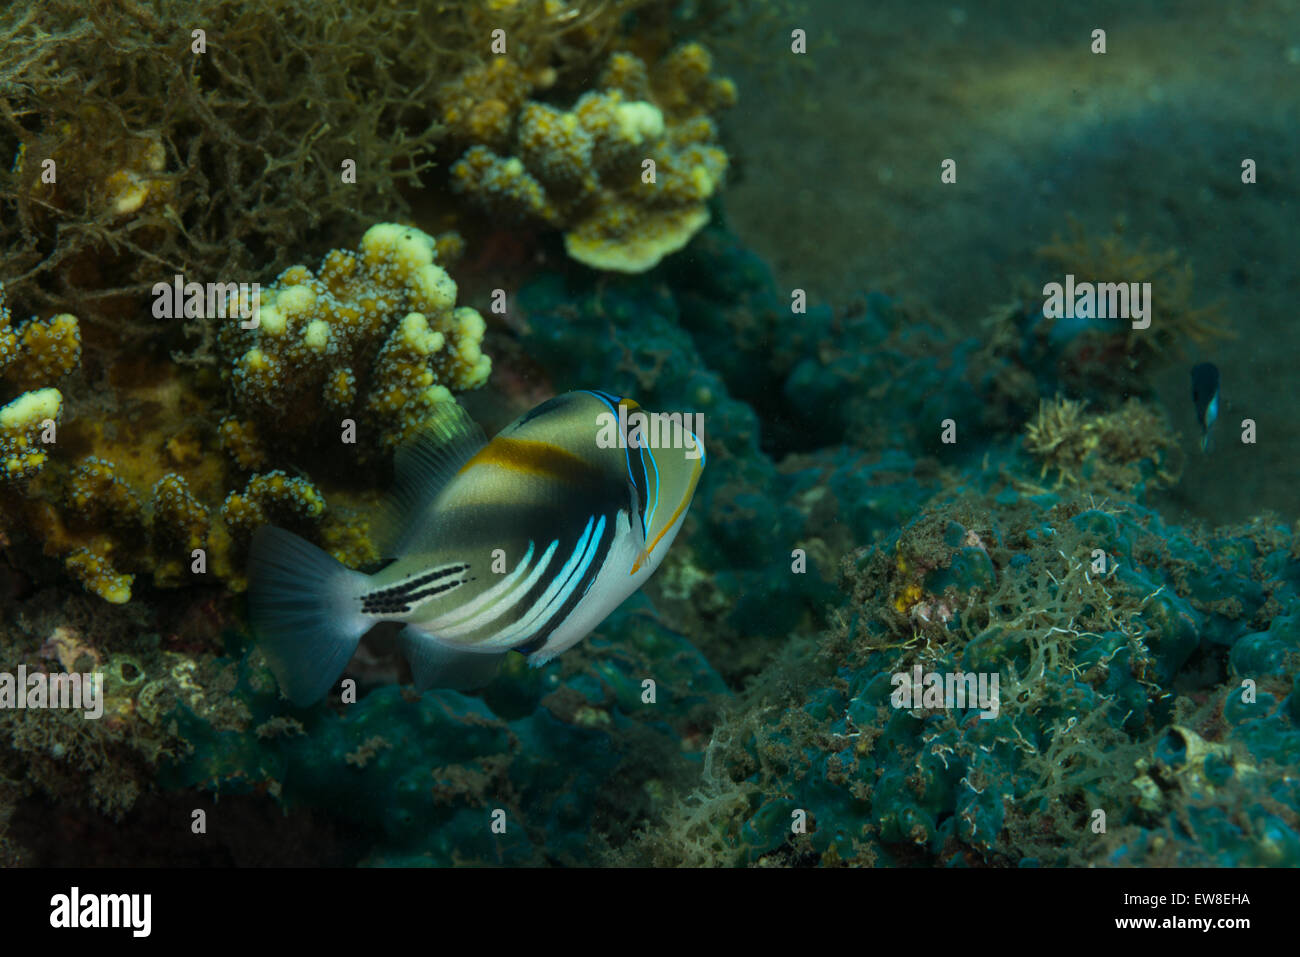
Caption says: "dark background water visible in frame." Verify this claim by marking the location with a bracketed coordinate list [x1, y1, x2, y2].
[715, 0, 1298, 526]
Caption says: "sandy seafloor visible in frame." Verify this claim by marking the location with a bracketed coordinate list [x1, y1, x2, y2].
[715, 0, 1298, 527]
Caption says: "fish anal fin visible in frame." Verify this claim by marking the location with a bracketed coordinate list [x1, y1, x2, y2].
[399, 626, 504, 692]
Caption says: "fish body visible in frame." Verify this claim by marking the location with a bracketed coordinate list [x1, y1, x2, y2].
[248, 390, 705, 705]
[1190, 362, 1220, 453]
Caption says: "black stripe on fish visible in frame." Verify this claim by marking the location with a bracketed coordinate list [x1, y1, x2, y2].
[516, 634, 547, 656]
[509, 393, 570, 431]
[365, 564, 468, 600]
[459, 515, 610, 649]
[361, 577, 466, 617]
[478, 539, 582, 639]
[361, 564, 470, 616]
[406, 576, 473, 604]
[515, 514, 616, 655]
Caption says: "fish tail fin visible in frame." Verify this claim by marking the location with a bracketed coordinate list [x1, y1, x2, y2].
[248, 525, 372, 706]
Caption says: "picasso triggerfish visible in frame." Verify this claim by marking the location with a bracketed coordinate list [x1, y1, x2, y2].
[248, 390, 705, 705]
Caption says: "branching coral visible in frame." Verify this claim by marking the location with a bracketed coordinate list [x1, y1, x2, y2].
[438, 57, 538, 149]
[0, 285, 78, 484]
[0, 1, 760, 864]
[2, 221, 480, 604]
[218, 223, 491, 458]
[0, 0, 677, 323]
[1, 1, 717, 610]
[25, 457, 219, 603]
[221, 471, 326, 537]
[0, 388, 61, 484]
[1, 311, 80, 393]
[150, 473, 211, 583]
[449, 44, 736, 272]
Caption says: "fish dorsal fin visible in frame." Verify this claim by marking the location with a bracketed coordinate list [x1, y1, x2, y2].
[378, 400, 487, 557]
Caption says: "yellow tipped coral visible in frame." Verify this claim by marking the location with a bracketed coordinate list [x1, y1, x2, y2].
[217, 416, 269, 471]
[0, 304, 16, 380]
[448, 45, 736, 273]
[0, 284, 215, 604]
[220, 223, 491, 457]
[148, 473, 211, 586]
[67, 457, 143, 526]
[222, 471, 327, 538]
[0, 387, 61, 481]
[151, 473, 210, 553]
[0, 250, 404, 603]
[518, 103, 599, 194]
[600, 51, 651, 101]
[437, 58, 532, 148]
[574, 91, 665, 166]
[565, 205, 710, 274]
[65, 546, 134, 605]
[649, 43, 737, 119]
[0, 284, 80, 482]
[6, 312, 81, 391]
[451, 148, 560, 224]
[323, 367, 358, 410]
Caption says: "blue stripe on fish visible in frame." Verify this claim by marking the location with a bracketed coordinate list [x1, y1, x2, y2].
[640, 445, 661, 540]
[488, 515, 606, 648]
[434, 539, 560, 641]
[514, 514, 617, 660]
[248, 391, 705, 704]
[581, 389, 621, 413]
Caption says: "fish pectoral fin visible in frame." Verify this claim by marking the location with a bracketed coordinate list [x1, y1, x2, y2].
[526, 646, 560, 668]
[399, 626, 504, 692]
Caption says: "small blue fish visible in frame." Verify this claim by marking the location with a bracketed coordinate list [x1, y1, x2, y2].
[1190, 362, 1220, 453]
[248, 391, 705, 705]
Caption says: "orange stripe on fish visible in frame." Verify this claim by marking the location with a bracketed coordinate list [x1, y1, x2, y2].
[248, 391, 703, 706]
[630, 466, 703, 574]
[458, 436, 603, 485]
